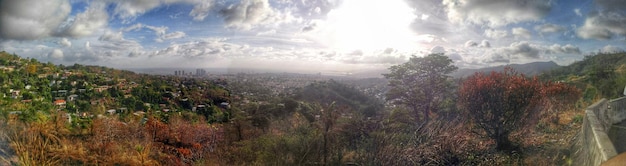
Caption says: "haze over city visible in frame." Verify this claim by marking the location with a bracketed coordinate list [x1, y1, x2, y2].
[1, 0, 625, 72]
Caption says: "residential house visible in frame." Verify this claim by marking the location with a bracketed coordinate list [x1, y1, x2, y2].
[67, 94, 79, 101]
[10, 89, 20, 99]
[118, 107, 128, 113]
[106, 109, 116, 115]
[133, 111, 145, 116]
[54, 99, 66, 108]
[95, 85, 110, 93]
[220, 102, 231, 109]
[57, 90, 68, 97]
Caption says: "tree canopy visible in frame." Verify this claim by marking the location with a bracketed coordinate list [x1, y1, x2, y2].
[383, 53, 457, 123]
[458, 68, 542, 150]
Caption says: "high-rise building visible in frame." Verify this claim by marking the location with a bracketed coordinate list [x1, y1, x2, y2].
[196, 69, 206, 76]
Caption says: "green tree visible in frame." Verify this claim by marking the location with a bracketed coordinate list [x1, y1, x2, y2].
[383, 53, 457, 123]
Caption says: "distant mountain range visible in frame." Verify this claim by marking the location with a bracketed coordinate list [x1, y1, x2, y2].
[450, 61, 560, 78]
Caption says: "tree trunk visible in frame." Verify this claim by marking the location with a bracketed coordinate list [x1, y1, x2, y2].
[495, 132, 513, 151]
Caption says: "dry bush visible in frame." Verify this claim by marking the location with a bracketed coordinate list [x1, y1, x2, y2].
[145, 115, 223, 165]
[356, 116, 485, 166]
[88, 117, 160, 165]
[4, 113, 86, 165]
[539, 81, 582, 129]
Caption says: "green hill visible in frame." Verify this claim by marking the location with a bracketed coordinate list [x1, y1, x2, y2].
[0, 51, 230, 122]
[542, 52, 626, 100]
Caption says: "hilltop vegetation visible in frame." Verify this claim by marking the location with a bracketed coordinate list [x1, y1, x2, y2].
[542, 52, 626, 100]
[452, 61, 560, 78]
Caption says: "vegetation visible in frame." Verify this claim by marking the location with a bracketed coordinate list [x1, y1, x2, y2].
[0, 50, 602, 165]
[542, 52, 626, 99]
[458, 68, 580, 151]
[384, 53, 457, 123]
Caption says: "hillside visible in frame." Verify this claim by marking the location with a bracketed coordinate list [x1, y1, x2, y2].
[452, 61, 560, 78]
[0, 51, 234, 165]
[293, 80, 384, 117]
[542, 52, 626, 99]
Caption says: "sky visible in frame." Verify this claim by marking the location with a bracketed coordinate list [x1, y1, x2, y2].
[1, 0, 626, 73]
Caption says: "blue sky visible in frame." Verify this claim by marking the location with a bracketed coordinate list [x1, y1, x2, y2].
[1, 0, 625, 72]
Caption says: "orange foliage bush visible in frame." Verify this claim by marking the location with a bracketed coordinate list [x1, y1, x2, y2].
[459, 68, 582, 151]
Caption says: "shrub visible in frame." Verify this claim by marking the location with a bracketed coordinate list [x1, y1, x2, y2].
[458, 68, 542, 151]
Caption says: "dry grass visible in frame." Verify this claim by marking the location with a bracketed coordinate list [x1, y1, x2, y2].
[0, 113, 221, 166]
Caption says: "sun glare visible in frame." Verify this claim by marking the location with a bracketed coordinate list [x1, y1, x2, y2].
[326, 0, 417, 53]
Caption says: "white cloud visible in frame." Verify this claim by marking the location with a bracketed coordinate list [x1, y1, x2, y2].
[96, 30, 143, 52]
[577, 12, 626, 40]
[480, 40, 491, 48]
[484, 29, 508, 39]
[465, 40, 490, 48]
[482, 41, 581, 64]
[128, 50, 144, 57]
[446, 53, 463, 62]
[106, 0, 164, 22]
[58, 38, 72, 47]
[465, 40, 478, 47]
[430, 46, 445, 54]
[61, 2, 108, 37]
[574, 8, 582, 17]
[145, 26, 167, 36]
[548, 44, 581, 54]
[218, 0, 292, 30]
[443, 0, 552, 27]
[189, 0, 213, 21]
[99, 31, 124, 41]
[122, 23, 144, 32]
[48, 49, 64, 59]
[506, 41, 542, 58]
[124, 24, 185, 42]
[512, 27, 531, 39]
[105, 0, 216, 22]
[600, 45, 624, 53]
[162, 31, 186, 40]
[576, 0, 626, 40]
[595, 0, 626, 12]
[0, 0, 71, 40]
[535, 23, 566, 34]
[150, 39, 243, 58]
[281, 0, 339, 19]
[85, 41, 91, 50]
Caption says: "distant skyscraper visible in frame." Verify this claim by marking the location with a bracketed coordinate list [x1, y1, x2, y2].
[196, 69, 206, 76]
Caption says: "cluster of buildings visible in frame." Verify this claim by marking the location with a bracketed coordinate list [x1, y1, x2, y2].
[173, 68, 207, 77]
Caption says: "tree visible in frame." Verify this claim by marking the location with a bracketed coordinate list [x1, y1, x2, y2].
[458, 68, 542, 151]
[383, 53, 457, 123]
[26, 64, 37, 75]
